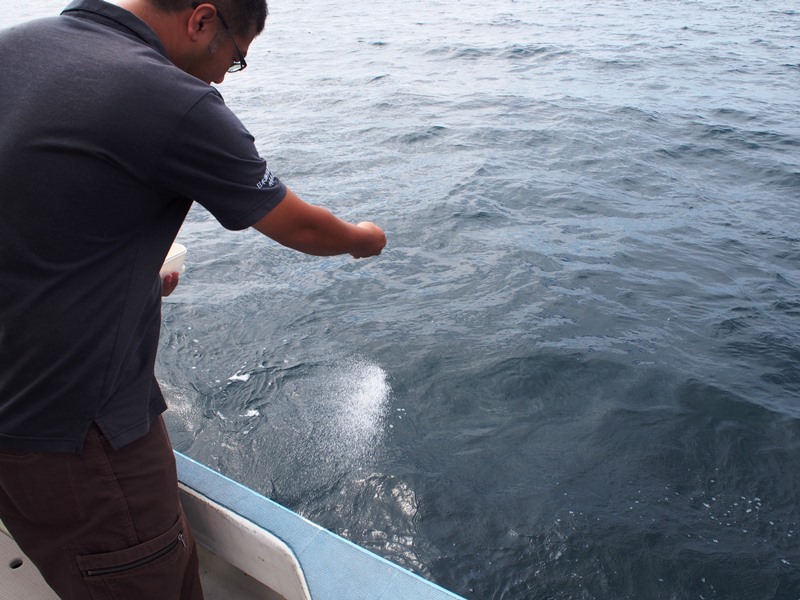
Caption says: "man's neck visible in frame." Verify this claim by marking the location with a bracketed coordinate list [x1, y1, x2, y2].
[116, 0, 185, 63]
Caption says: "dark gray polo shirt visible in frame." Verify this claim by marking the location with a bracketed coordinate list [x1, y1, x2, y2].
[0, 0, 287, 453]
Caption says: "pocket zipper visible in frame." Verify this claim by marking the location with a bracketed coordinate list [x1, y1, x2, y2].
[84, 532, 186, 577]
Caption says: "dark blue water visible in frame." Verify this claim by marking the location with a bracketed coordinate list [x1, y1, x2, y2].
[5, 1, 800, 598]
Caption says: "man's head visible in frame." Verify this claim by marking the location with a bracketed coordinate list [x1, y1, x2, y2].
[149, 0, 268, 38]
[123, 0, 268, 83]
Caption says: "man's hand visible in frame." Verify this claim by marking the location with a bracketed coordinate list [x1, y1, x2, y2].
[351, 221, 386, 258]
[162, 272, 180, 297]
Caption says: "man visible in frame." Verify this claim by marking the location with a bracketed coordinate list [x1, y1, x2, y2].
[0, 0, 386, 598]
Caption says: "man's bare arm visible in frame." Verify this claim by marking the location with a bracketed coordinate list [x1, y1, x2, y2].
[252, 188, 386, 258]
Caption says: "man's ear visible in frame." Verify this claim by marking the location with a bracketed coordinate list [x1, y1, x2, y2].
[186, 3, 217, 42]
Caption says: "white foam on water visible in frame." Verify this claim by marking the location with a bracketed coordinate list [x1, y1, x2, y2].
[160, 381, 202, 442]
[311, 357, 392, 467]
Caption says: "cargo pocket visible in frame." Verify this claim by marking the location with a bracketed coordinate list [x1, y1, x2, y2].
[76, 516, 189, 600]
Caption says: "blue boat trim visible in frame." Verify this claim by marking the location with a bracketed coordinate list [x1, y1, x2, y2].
[175, 451, 465, 600]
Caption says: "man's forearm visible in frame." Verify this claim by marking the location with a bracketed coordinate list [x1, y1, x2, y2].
[252, 188, 386, 258]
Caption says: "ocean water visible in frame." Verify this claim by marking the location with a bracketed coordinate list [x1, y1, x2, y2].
[4, 1, 800, 598]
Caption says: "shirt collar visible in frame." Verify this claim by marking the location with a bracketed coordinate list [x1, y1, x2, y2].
[61, 0, 168, 59]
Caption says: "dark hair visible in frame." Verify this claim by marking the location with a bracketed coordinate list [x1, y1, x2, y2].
[151, 0, 268, 36]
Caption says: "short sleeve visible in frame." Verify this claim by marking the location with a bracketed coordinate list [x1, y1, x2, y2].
[155, 91, 286, 230]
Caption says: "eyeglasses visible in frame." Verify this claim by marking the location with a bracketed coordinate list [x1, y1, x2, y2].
[191, 3, 248, 73]
[216, 10, 247, 73]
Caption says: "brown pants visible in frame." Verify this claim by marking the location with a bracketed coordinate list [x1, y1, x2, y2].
[0, 417, 204, 600]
